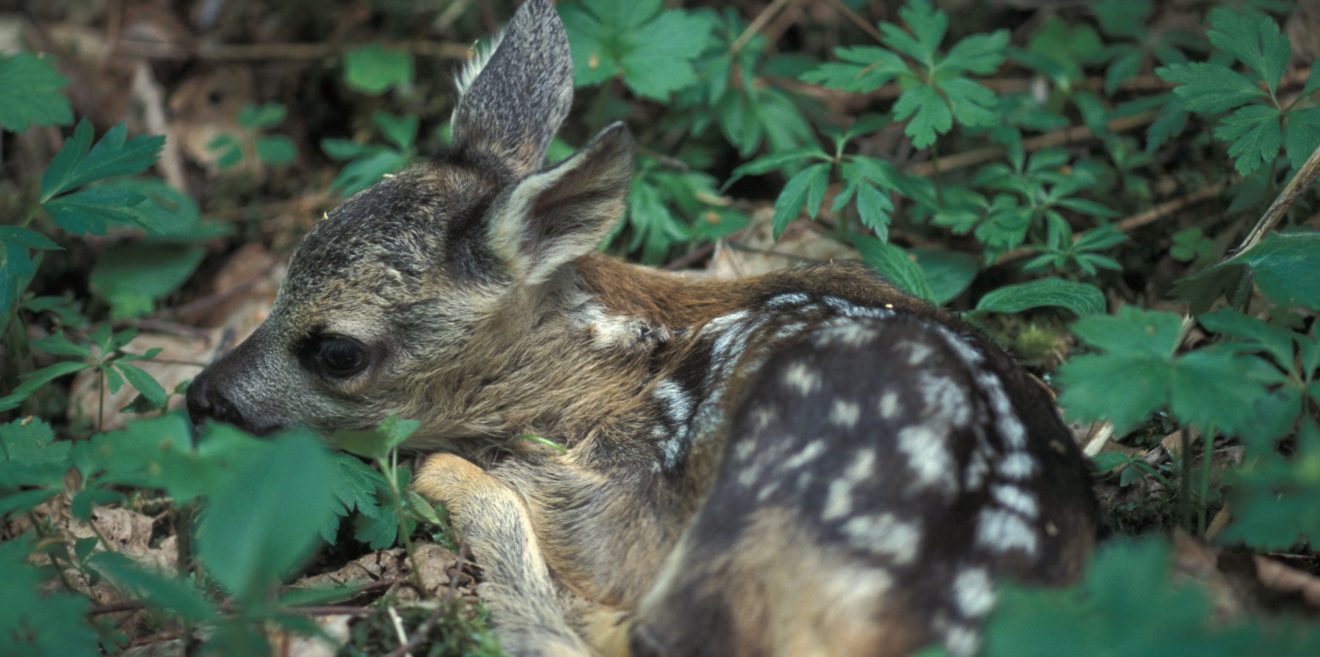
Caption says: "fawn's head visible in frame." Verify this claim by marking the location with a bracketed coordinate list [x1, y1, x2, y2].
[187, 0, 634, 442]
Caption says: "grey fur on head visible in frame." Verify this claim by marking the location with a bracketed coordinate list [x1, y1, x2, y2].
[452, 0, 574, 178]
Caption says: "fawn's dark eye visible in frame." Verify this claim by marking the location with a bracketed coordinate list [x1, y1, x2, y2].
[314, 336, 368, 378]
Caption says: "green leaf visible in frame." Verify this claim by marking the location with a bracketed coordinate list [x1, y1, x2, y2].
[41, 188, 147, 235]
[115, 363, 168, 410]
[237, 103, 286, 130]
[1071, 306, 1182, 358]
[1229, 231, 1320, 309]
[940, 30, 1008, 75]
[343, 44, 413, 95]
[0, 417, 68, 465]
[724, 147, 826, 188]
[1198, 309, 1297, 369]
[912, 248, 978, 305]
[801, 47, 908, 92]
[1058, 352, 1169, 434]
[89, 243, 205, 319]
[87, 552, 217, 622]
[197, 430, 339, 602]
[255, 135, 297, 166]
[972, 278, 1106, 317]
[855, 183, 894, 241]
[562, 1, 713, 100]
[894, 85, 951, 148]
[1214, 103, 1282, 176]
[0, 361, 92, 412]
[0, 53, 72, 132]
[41, 121, 164, 201]
[854, 236, 935, 302]
[938, 78, 999, 129]
[0, 540, 99, 657]
[1169, 349, 1268, 435]
[1285, 107, 1320, 170]
[1156, 62, 1267, 114]
[329, 148, 409, 196]
[771, 163, 830, 239]
[371, 111, 419, 151]
[617, 9, 714, 100]
[1207, 8, 1291, 94]
[882, 0, 946, 64]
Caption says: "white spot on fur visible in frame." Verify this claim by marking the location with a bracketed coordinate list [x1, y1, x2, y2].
[830, 400, 860, 428]
[943, 624, 981, 657]
[823, 449, 875, 520]
[905, 341, 934, 365]
[992, 484, 1039, 518]
[756, 481, 780, 502]
[783, 361, 821, 396]
[821, 296, 894, 319]
[976, 508, 1039, 555]
[953, 567, 995, 617]
[811, 320, 881, 347]
[919, 372, 971, 427]
[840, 513, 921, 565]
[782, 440, 826, 470]
[878, 391, 901, 419]
[898, 425, 957, 495]
[965, 448, 991, 489]
[997, 452, 1038, 479]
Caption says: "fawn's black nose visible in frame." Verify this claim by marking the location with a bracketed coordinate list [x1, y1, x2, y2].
[186, 369, 259, 434]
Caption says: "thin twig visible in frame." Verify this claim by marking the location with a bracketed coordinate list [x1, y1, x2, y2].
[821, 0, 883, 41]
[386, 605, 413, 657]
[1235, 140, 1320, 256]
[109, 39, 471, 62]
[908, 111, 1159, 177]
[731, 0, 796, 54]
[993, 180, 1230, 266]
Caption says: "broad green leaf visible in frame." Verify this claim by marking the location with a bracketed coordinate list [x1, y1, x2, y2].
[0, 539, 99, 657]
[343, 44, 413, 95]
[724, 147, 825, 188]
[972, 278, 1106, 317]
[1214, 103, 1282, 175]
[89, 243, 205, 319]
[0, 53, 72, 132]
[1169, 349, 1269, 436]
[1071, 306, 1182, 358]
[854, 236, 934, 302]
[237, 103, 286, 130]
[618, 10, 713, 100]
[1229, 231, 1320, 309]
[0, 417, 68, 465]
[1198, 309, 1297, 368]
[329, 148, 409, 196]
[197, 430, 338, 602]
[255, 135, 296, 166]
[1057, 352, 1169, 434]
[371, 111, 419, 151]
[912, 248, 978, 305]
[31, 331, 90, 358]
[562, 1, 713, 100]
[41, 121, 164, 201]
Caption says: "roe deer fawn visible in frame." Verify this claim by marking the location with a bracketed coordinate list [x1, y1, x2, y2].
[187, 1, 1098, 655]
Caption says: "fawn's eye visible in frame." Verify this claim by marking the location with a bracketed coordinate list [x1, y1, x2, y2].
[314, 336, 368, 378]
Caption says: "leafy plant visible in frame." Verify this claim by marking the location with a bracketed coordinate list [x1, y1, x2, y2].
[561, 0, 715, 101]
[322, 111, 418, 195]
[208, 103, 298, 170]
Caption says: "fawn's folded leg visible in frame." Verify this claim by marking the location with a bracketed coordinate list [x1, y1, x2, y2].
[414, 453, 593, 657]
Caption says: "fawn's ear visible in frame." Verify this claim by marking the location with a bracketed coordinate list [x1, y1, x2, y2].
[487, 123, 634, 285]
[451, 0, 573, 178]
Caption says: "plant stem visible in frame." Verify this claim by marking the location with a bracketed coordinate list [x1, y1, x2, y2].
[382, 452, 426, 594]
[1199, 426, 1216, 535]
[1179, 427, 1192, 533]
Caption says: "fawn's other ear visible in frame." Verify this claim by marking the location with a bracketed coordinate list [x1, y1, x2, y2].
[451, 0, 573, 178]
[487, 123, 634, 285]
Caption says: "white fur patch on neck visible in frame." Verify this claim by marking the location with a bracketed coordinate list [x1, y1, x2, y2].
[454, 31, 506, 99]
[569, 300, 661, 350]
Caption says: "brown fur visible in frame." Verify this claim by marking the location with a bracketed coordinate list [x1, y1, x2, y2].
[188, 2, 1098, 655]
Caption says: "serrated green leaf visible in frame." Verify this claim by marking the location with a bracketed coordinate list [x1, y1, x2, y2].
[940, 30, 1008, 75]
[41, 188, 148, 235]
[895, 85, 951, 148]
[1058, 353, 1169, 434]
[1156, 62, 1266, 114]
[912, 248, 978, 305]
[938, 77, 999, 128]
[801, 47, 908, 92]
[563, 1, 713, 100]
[89, 552, 217, 622]
[0, 417, 68, 465]
[724, 147, 825, 188]
[1198, 309, 1297, 369]
[1072, 306, 1182, 357]
[0, 53, 72, 132]
[41, 121, 164, 201]
[371, 111, 418, 151]
[0, 539, 99, 656]
[1214, 103, 1282, 175]
[972, 278, 1106, 317]
[855, 183, 893, 241]
[0, 360, 91, 412]
[882, 0, 946, 65]
[1169, 349, 1268, 435]
[343, 44, 413, 95]
[771, 163, 830, 239]
[1207, 8, 1291, 94]
[1285, 107, 1320, 170]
